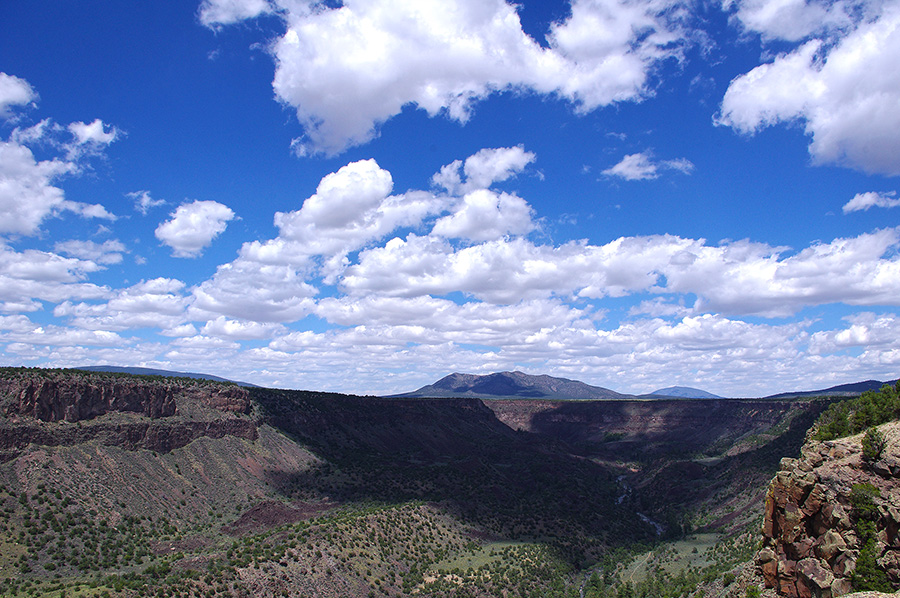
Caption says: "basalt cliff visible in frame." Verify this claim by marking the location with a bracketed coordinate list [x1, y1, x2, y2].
[0, 369, 256, 459]
[755, 422, 900, 598]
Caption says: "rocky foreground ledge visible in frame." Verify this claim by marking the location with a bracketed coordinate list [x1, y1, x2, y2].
[756, 421, 900, 598]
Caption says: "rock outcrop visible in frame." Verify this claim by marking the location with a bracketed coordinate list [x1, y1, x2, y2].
[0, 369, 256, 458]
[756, 422, 900, 597]
[0, 418, 258, 456]
[0, 370, 251, 422]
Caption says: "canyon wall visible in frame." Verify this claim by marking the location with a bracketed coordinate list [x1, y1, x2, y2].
[0, 370, 250, 422]
[0, 369, 255, 458]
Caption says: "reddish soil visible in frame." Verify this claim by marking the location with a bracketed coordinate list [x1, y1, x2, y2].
[222, 500, 335, 535]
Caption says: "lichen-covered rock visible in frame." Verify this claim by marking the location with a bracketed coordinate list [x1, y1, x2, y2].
[755, 422, 900, 597]
[798, 557, 835, 597]
[816, 530, 848, 562]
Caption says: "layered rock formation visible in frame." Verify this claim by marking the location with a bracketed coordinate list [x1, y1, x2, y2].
[0, 369, 250, 422]
[756, 422, 900, 597]
[0, 369, 255, 458]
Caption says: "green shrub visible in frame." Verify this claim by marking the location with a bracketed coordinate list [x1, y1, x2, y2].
[850, 483, 880, 520]
[814, 382, 900, 441]
[861, 427, 886, 463]
[849, 483, 892, 592]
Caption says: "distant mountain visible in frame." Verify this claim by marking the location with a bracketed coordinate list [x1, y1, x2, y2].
[391, 371, 628, 400]
[649, 386, 722, 399]
[75, 365, 258, 387]
[765, 378, 897, 399]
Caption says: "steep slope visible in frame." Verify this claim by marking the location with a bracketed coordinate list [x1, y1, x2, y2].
[486, 398, 831, 536]
[394, 370, 627, 400]
[0, 368, 255, 460]
[249, 388, 648, 552]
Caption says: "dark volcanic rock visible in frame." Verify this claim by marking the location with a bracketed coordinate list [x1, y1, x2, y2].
[756, 422, 900, 597]
[0, 371, 251, 422]
[0, 369, 256, 458]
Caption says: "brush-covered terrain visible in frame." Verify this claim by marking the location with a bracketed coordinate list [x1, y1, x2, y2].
[0, 367, 857, 598]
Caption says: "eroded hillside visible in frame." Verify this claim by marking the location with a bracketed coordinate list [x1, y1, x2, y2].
[0, 368, 848, 598]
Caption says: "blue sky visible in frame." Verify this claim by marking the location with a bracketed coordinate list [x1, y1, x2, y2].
[1, 0, 898, 396]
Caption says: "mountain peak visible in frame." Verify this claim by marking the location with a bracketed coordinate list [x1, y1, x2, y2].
[394, 371, 627, 400]
[649, 386, 722, 399]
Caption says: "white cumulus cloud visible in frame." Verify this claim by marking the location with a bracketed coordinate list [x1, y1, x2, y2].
[0, 72, 37, 118]
[155, 200, 235, 258]
[719, 3, 900, 175]
[432, 190, 536, 241]
[54, 278, 189, 332]
[0, 140, 117, 237]
[726, 0, 859, 41]
[212, 0, 687, 155]
[843, 191, 900, 213]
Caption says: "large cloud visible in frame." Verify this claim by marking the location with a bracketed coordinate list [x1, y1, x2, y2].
[189, 258, 318, 323]
[0, 141, 116, 236]
[54, 278, 190, 332]
[808, 312, 900, 355]
[262, 158, 445, 280]
[726, 0, 860, 41]
[0, 243, 110, 312]
[342, 226, 900, 316]
[719, 2, 900, 175]
[13, 145, 900, 395]
[432, 190, 536, 241]
[206, 0, 687, 155]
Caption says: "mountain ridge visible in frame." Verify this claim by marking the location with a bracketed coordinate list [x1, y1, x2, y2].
[75, 364, 259, 387]
[390, 370, 628, 400]
[394, 370, 899, 401]
[763, 378, 898, 399]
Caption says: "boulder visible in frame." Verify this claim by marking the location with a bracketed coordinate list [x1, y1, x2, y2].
[816, 530, 847, 563]
[831, 551, 857, 578]
[798, 558, 834, 598]
[830, 578, 852, 597]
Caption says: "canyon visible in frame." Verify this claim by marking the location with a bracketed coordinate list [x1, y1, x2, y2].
[0, 367, 896, 598]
